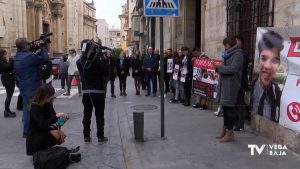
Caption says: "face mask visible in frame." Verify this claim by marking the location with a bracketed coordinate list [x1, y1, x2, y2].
[221, 51, 230, 59]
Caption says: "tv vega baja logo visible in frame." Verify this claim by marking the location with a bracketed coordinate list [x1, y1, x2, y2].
[248, 144, 287, 156]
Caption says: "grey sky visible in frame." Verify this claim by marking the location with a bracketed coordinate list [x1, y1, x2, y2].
[87, 0, 126, 29]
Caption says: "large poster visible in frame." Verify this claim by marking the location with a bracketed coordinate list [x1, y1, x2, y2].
[253, 26, 300, 132]
[192, 58, 221, 99]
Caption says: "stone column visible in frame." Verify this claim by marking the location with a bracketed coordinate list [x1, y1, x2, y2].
[26, 0, 35, 41]
[51, 0, 65, 54]
[35, 1, 44, 36]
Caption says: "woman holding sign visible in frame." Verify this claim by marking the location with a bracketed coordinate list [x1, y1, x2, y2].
[213, 36, 244, 143]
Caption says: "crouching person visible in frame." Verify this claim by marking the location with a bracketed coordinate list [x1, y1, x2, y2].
[26, 84, 68, 155]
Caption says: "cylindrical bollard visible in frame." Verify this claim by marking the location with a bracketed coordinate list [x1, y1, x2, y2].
[133, 112, 144, 142]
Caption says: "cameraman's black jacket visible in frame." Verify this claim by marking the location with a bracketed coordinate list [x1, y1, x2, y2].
[76, 56, 108, 94]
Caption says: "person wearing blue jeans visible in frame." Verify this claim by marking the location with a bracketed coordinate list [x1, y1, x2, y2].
[14, 38, 49, 138]
[143, 46, 159, 97]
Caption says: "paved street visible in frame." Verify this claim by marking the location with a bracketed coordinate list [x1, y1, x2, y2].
[0, 78, 300, 169]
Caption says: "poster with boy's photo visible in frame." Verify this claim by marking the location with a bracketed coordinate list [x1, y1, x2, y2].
[252, 26, 300, 132]
[167, 59, 173, 73]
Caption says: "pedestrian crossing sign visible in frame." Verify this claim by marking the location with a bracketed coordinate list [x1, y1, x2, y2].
[144, 0, 180, 17]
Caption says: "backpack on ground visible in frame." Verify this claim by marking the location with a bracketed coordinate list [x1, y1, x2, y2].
[33, 146, 80, 169]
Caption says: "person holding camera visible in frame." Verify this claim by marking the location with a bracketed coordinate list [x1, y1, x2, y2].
[77, 40, 109, 143]
[59, 54, 69, 90]
[0, 49, 16, 118]
[26, 84, 68, 155]
[15, 38, 49, 138]
[64, 48, 81, 96]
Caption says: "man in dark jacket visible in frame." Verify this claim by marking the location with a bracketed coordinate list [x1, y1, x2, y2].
[105, 50, 116, 98]
[143, 46, 159, 97]
[0, 48, 16, 117]
[77, 39, 108, 143]
[14, 38, 49, 138]
[140, 49, 147, 90]
[181, 47, 193, 106]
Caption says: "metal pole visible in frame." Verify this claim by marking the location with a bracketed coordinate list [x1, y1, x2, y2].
[159, 17, 165, 138]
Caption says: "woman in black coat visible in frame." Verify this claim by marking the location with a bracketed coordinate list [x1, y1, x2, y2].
[26, 84, 68, 155]
[0, 49, 16, 118]
[116, 51, 130, 96]
[131, 50, 143, 95]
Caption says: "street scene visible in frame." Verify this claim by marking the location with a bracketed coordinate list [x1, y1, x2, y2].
[1, 0, 300, 169]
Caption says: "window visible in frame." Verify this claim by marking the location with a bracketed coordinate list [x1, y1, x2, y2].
[227, 0, 275, 82]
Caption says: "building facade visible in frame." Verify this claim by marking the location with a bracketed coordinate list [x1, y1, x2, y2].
[119, 3, 129, 50]
[108, 28, 121, 49]
[96, 19, 110, 47]
[0, 0, 97, 56]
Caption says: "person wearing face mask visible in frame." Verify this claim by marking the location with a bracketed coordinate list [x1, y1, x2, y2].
[213, 36, 244, 143]
[250, 31, 283, 123]
[26, 84, 68, 155]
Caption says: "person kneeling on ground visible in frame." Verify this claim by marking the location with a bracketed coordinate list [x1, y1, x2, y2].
[26, 84, 69, 155]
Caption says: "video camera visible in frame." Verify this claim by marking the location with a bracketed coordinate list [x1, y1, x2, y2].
[81, 39, 108, 60]
[29, 32, 53, 51]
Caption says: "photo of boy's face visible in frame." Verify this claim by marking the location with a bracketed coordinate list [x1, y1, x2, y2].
[258, 48, 280, 88]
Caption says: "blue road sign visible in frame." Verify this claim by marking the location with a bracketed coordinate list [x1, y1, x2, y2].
[144, 0, 180, 17]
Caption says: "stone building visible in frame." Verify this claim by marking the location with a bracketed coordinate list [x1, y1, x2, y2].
[109, 28, 121, 49]
[0, 0, 97, 56]
[119, 3, 129, 50]
[96, 19, 110, 47]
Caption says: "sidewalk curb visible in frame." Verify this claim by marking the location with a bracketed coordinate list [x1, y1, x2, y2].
[116, 99, 144, 169]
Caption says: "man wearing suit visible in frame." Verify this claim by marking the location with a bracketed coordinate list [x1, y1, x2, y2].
[143, 46, 159, 97]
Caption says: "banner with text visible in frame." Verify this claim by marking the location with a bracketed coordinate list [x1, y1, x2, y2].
[192, 58, 222, 99]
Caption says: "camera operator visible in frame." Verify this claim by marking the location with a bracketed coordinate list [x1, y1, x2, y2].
[14, 37, 49, 138]
[76, 39, 109, 143]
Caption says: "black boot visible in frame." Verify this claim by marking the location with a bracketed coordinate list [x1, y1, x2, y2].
[4, 110, 16, 118]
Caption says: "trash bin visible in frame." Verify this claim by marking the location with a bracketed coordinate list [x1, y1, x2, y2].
[133, 112, 144, 142]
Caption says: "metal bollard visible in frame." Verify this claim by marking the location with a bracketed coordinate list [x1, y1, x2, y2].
[133, 112, 144, 142]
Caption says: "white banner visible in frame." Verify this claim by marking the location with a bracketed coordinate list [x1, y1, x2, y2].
[253, 26, 300, 132]
[173, 64, 179, 80]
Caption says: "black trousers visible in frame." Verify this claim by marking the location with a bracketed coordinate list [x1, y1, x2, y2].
[2, 80, 15, 111]
[141, 71, 146, 90]
[60, 73, 68, 89]
[17, 94, 23, 110]
[119, 76, 127, 94]
[82, 93, 105, 138]
[105, 79, 115, 96]
[134, 77, 141, 92]
[184, 79, 192, 104]
[164, 73, 170, 93]
[223, 106, 238, 130]
[145, 72, 157, 94]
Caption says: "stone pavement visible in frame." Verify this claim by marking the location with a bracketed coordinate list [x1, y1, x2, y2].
[0, 78, 300, 169]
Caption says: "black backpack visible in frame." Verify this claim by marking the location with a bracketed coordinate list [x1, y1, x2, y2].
[33, 146, 70, 169]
